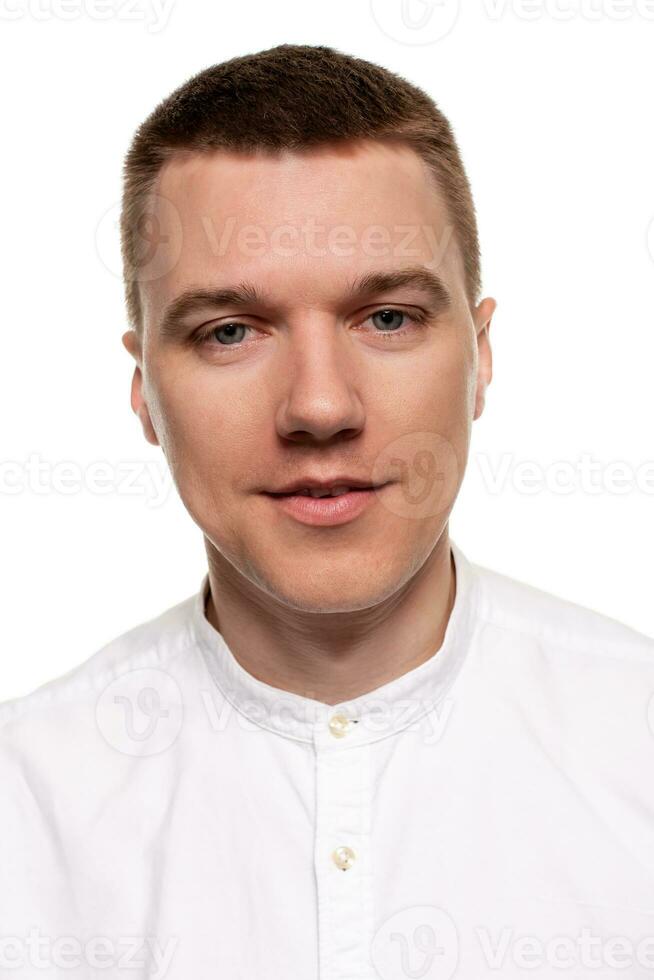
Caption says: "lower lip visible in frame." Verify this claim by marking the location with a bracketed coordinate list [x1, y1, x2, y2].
[263, 486, 388, 526]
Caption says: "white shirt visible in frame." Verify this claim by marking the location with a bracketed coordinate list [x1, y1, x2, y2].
[2, 540, 654, 979]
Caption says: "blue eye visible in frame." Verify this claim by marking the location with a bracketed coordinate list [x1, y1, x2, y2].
[211, 323, 250, 345]
[370, 309, 406, 332]
[194, 306, 428, 353]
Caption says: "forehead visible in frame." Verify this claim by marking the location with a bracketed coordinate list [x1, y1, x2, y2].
[142, 139, 462, 325]
[157, 138, 441, 217]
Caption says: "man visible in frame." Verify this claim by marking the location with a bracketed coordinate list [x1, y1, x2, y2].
[2, 43, 653, 980]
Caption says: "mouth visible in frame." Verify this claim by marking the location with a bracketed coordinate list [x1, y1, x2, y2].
[266, 485, 378, 499]
[262, 484, 390, 527]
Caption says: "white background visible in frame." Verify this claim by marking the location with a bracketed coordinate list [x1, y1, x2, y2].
[1, 0, 652, 701]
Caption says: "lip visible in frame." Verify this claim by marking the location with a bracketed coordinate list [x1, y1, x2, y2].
[262, 485, 389, 527]
[269, 475, 382, 495]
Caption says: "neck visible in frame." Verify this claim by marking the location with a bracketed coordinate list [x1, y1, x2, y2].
[203, 531, 456, 707]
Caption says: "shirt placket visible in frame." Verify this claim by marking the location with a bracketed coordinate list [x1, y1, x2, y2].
[313, 712, 376, 980]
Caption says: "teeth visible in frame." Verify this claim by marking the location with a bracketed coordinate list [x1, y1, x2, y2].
[298, 485, 351, 498]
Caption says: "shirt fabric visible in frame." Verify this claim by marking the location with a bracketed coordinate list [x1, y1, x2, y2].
[2, 539, 654, 979]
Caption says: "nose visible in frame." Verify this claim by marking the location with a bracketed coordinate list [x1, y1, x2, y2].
[275, 317, 365, 444]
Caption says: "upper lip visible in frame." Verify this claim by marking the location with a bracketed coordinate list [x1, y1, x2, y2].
[265, 475, 387, 495]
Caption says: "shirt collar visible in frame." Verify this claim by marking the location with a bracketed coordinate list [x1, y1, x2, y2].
[191, 539, 480, 748]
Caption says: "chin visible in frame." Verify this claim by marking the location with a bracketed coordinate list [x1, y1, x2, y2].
[252, 560, 400, 614]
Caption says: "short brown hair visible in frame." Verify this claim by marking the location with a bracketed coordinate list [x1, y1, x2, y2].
[120, 43, 482, 334]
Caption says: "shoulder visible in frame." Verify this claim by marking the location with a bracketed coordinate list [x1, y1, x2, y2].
[470, 558, 654, 666]
[0, 584, 205, 913]
[461, 559, 654, 785]
[0, 587, 200, 738]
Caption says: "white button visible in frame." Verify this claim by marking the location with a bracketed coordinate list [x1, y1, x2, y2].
[331, 845, 356, 870]
[328, 712, 354, 738]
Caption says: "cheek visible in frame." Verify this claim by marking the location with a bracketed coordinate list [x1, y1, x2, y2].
[393, 343, 475, 505]
[405, 341, 473, 428]
[148, 372, 268, 521]
[146, 376, 228, 492]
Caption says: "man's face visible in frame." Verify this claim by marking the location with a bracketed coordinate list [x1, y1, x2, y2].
[124, 139, 494, 612]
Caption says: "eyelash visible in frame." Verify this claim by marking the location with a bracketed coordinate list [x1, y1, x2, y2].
[192, 307, 430, 350]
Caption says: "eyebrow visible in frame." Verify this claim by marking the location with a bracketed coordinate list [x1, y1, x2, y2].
[158, 265, 453, 341]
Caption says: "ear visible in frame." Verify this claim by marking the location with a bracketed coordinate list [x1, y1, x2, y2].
[472, 297, 496, 421]
[121, 329, 160, 447]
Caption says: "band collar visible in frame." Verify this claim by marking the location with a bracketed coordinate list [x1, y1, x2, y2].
[192, 539, 480, 749]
